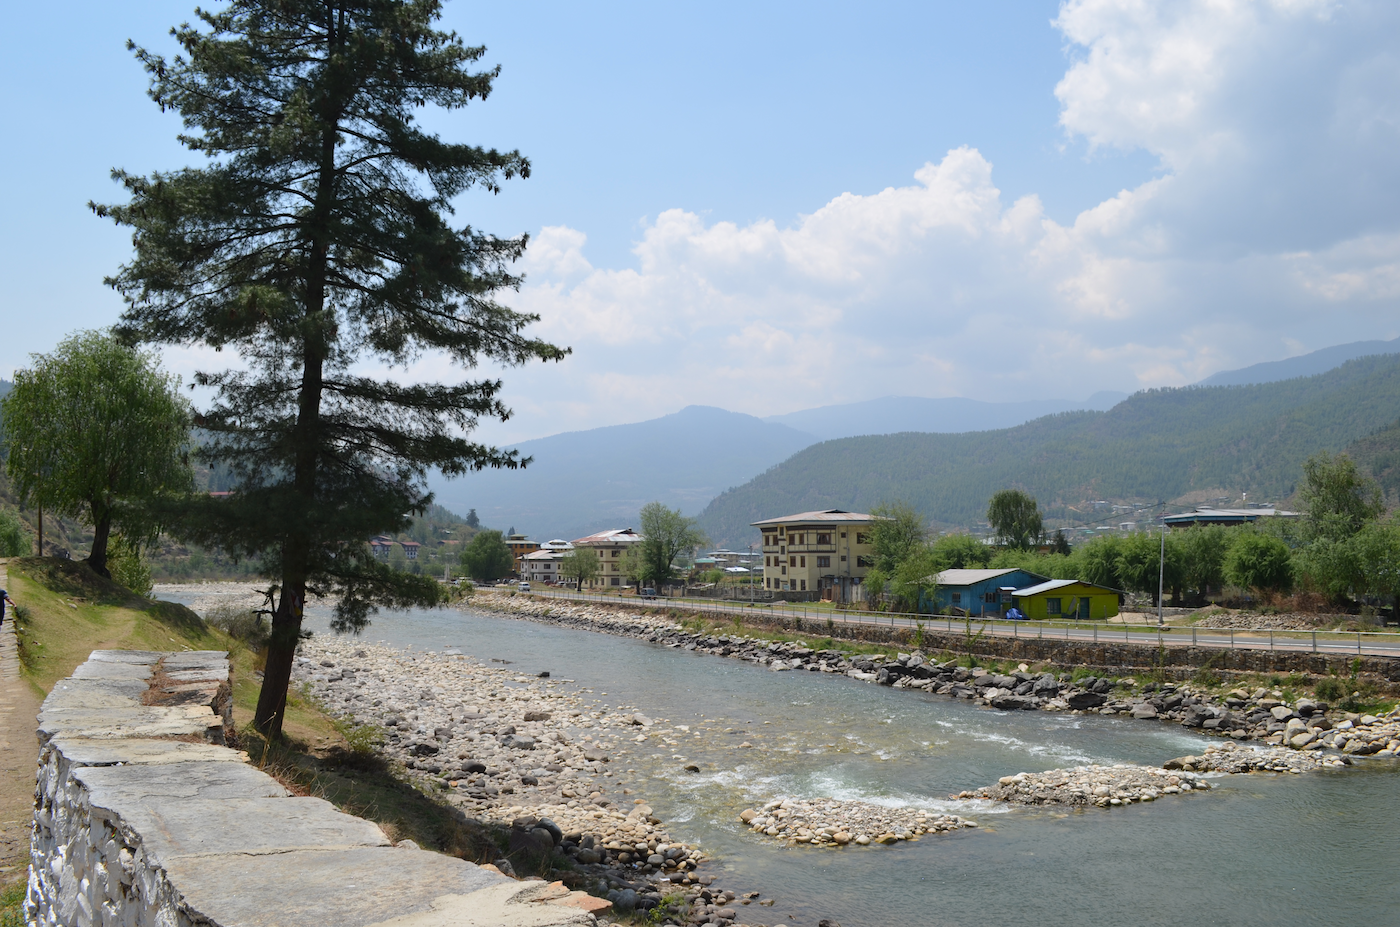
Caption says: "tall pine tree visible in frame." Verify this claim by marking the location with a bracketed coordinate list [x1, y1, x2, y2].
[95, 0, 567, 737]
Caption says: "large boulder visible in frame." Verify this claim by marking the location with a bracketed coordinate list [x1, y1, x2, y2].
[1066, 691, 1107, 710]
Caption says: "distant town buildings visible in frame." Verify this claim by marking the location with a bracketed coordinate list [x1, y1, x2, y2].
[506, 534, 541, 574]
[1162, 506, 1298, 529]
[368, 535, 420, 560]
[752, 509, 876, 603]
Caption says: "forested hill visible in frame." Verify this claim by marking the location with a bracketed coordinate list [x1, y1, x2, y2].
[1342, 420, 1400, 505]
[696, 354, 1400, 547]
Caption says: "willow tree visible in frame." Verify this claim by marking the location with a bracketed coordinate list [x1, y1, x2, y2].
[95, 0, 566, 737]
[0, 331, 191, 576]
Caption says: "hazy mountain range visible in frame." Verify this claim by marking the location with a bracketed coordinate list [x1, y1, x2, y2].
[428, 337, 1400, 541]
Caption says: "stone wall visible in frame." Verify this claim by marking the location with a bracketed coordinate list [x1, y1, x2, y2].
[26, 650, 597, 927]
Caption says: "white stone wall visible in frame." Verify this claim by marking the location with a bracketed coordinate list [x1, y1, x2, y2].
[23, 650, 593, 927]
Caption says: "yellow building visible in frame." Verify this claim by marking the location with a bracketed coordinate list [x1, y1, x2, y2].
[752, 509, 876, 602]
[572, 528, 643, 589]
[1012, 579, 1120, 620]
[506, 534, 540, 575]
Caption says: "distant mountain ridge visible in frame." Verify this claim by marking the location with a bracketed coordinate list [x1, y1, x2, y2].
[427, 405, 817, 542]
[695, 354, 1400, 547]
[1197, 337, 1400, 387]
[762, 392, 1127, 441]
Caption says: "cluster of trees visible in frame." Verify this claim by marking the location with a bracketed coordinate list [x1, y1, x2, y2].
[863, 456, 1400, 615]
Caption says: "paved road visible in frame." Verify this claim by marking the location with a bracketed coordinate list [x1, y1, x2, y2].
[521, 587, 1400, 659]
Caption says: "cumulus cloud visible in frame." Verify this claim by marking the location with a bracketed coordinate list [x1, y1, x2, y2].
[481, 0, 1400, 441]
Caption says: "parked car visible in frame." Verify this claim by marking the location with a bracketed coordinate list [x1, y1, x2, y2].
[641, 587, 658, 599]
[519, 582, 531, 592]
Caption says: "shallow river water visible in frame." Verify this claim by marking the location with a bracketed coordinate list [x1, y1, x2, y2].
[163, 593, 1400, 926]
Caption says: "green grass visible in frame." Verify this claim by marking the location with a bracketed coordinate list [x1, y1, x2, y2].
[0, 876, 24, 927]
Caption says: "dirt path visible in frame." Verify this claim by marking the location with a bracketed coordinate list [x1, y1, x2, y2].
[0, 560, 39, 885]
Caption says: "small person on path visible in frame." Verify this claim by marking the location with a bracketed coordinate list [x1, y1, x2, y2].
[0, 588, 14, 628]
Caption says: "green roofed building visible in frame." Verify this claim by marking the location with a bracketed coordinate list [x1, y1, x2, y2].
[1012, 579, 1121, 621]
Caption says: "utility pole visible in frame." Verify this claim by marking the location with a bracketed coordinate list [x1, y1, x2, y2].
[1157, 502, 1166, 627]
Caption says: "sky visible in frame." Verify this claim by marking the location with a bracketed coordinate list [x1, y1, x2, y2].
[2, 0, 1398, 445]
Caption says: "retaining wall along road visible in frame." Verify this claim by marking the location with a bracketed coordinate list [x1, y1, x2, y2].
[26, 650, 599, 927]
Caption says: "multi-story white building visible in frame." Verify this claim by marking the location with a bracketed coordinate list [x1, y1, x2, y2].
[572, 528, 643, 588]
[520, 539, 573, 584]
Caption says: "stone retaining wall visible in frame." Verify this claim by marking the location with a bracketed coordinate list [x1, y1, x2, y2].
[26, 650, 597, 927]
[536, 596, 1400, 690]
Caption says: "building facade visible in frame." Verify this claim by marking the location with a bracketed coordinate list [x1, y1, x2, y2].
[520, 539, 574, 585]
[506, 534, 541, 575]
[1012, 579, 1121, 620]
[572, 528, 643, 588]
[752, 509, 876, 602]
[926, 568, 1047, 616]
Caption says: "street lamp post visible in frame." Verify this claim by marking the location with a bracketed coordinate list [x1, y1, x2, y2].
[1157, 503, 1166, 627]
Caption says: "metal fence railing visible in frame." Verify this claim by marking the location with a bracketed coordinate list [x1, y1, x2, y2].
[510, 588, 1400, 658]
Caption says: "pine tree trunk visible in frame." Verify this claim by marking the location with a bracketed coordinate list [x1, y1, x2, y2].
[88, 511, 113, 579]
[254, 583, 305, 739]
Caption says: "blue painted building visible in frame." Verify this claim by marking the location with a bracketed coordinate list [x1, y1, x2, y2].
[923, 568, 1048, 616]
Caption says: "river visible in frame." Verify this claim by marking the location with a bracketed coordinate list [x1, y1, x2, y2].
[161, 591, 1400, 925]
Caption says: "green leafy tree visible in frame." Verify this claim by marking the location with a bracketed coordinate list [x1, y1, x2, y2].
[1224, 532, 1294, 593]
[465, 508, 481, 529]
[986, 489, 1043, 550]
[1116, 531, 1184, 605]
[1300, 452, 1384, 542]
[1352, 518, 1400, 612]
[0, 511, 31, 557]
[1077, 535, 1123, 589]
[928, 533, 991, 570]
[559, 547, 599, 588]
[96, 0, 567, 737]
[638, 502, 708, 587]
[459, 530, 513, 582]
[1178, 526, 1230, 603]
[869, 502, 927, 573]
[889, 546, 940, 612]
[1049, 529, 1071, 555]
[0, 331, 191, 577]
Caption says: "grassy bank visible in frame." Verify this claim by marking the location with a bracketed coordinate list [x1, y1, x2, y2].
[3, 559, 525, 887]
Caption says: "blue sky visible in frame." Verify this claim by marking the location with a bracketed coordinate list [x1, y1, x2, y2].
[3, 0, 1398, 443]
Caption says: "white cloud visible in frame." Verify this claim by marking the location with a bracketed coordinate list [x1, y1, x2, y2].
[473, 0, 1400, 443]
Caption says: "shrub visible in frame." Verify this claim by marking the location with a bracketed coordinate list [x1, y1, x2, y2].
[0, 511, 30, 557]
[1225, 533, 1294, 593]
[1314, 677, 1347, 701]
[107, 535, 153, 597]
[205, 601, 270, 647]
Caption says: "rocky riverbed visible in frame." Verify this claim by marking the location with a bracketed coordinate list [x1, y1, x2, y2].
[464, 593, 1400, 758]
[738, 799, 975, 848]
[959, 764, 1213, 807]
[293, 637, 762, 924]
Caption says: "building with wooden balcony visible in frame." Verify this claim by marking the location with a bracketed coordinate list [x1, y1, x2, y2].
[752, 509, 877, 603]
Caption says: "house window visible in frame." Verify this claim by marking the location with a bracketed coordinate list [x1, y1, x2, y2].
[796, 533, 805, 544]
[985, 592, 999, 603]
[611, 577, 620, 586]
[856, 533, 869, 544]
[765, 556, 771, 567]
[856, 556, 874, 568]
[817, 556, 830, 568]
[951, 592, 961, 604]
[780, 545, 786, 554]
[800, 580, 807, 591]
[799, 556, 806, 567]
[782, 565, 787, 575]
[1046, 598, 1062, 615]
[817, 533, 831, 544]
[841, 532, 847, 538]
[612, 549, 620, 557]
[779, 527, 785, 535]
[789, 556, 796, 567]
[611, 563, 619, 571]
[840, 555, 847, 562]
